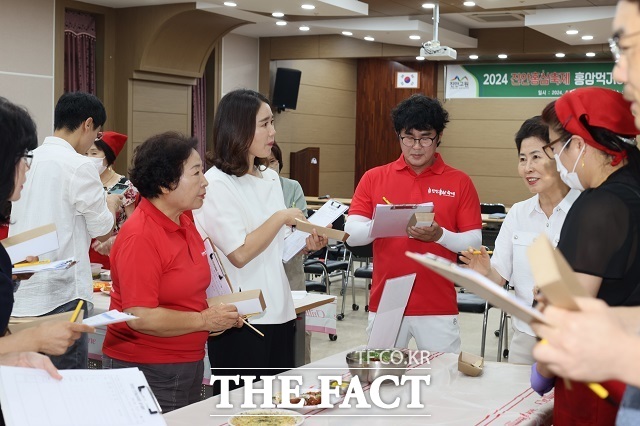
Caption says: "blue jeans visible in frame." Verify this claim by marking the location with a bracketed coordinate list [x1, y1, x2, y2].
[43, 299, 89, 370]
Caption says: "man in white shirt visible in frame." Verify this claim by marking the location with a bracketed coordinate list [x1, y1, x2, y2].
[9, 92, 121, 369]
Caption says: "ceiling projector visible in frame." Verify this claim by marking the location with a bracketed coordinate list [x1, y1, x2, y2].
[420, 40, 457, 61]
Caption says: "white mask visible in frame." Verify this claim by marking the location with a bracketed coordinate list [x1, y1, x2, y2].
[554, 138, 585, 191]
[89, 156, 107, 175]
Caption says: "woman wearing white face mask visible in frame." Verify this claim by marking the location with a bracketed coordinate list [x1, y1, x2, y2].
[531, 87, 640, 426]
[85, 131, 138, 268]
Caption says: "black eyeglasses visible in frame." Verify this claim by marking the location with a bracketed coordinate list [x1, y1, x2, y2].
[22, 152, 33, 167]
[609, 29, 640, 63]
[398, 133, 439, 148]
[543, 136, 569, 159]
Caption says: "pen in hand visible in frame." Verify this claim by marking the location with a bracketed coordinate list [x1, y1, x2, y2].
[70, 300, 84, 322]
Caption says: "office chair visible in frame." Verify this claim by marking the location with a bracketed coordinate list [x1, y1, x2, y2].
[480, 203, 505, 251]
[456, 291, 492, 358]
[345, 242, 373, 312]
[303, 214, 351, 321]
[480, 203, 506, 215]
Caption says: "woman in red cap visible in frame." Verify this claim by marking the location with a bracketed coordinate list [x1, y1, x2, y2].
[530, 87, 640, 425]
[85, 131, 138, 268]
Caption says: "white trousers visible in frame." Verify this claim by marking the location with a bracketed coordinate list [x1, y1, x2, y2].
[507, 326, 536, 365]
[367, 312, 461, 353]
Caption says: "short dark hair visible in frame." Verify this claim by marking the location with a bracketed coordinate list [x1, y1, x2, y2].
[211, 89, 270, 177]
[129, 132, 198, 199]
[271, 141, 284, 172]
[0, 97, 38, 223]
[515, 116, 549, 153]
[94, 140, 116, 166]
[391, 94, 450, 138]
[53, 92, 106, 132]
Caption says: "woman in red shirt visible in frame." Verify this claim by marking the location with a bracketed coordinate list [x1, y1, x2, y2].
[102, 132, 242, 412]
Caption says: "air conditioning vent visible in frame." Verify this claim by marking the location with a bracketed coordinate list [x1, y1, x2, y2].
[467, 12, 525, 23]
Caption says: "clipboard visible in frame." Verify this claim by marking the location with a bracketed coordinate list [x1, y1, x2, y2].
[204, 238, 233, 298]
[405, 251, 549, 325]
[367, 274, 416, 348]
[527, 234, 590, 310]
[369, 203, 434, 238]
[203, 238, 267, 319]
[0, 367, 166, 426]
[1, 223, 58, 265]
[8, 310, 85, 334]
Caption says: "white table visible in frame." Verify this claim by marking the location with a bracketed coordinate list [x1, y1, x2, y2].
[164, 348, 553, 426]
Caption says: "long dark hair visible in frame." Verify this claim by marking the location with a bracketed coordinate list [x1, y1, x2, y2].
[0, 97, 38, 224]
[210, 89, 270, 177]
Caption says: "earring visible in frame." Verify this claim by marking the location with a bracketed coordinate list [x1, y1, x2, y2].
[581, 155, 585, 168]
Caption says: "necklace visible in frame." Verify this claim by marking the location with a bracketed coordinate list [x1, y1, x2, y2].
[101, 169, 119, 187]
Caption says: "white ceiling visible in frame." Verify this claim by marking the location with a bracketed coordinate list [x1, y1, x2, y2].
[80, 0, 616, 54]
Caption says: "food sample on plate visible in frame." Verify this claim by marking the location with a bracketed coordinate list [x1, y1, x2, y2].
[229, 409, 302, 426]
[274, 390, 322, 406]
[329, 379, 350, 394]
[93, 281, 108, 292]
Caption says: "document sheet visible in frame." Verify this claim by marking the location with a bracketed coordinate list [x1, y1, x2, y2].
[367, 273, 416, 348]
[369, 203, 434, 238]
[0, 367, 166, 426]
[204, 238, 232, 298]
[283, 200, 348, 262]
[11, 257, 76, 275]
[83, 309, 138, 327]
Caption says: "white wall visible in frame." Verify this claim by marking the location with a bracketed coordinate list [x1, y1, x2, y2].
[221, 33, 260, 95]
[0, 0, 55, 141]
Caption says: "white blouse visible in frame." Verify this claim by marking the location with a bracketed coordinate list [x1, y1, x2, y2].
[491, 189, 580, 336]
[193, 166, 295, 325]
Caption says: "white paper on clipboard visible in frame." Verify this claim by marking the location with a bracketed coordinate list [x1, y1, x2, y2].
[367, 273, 416, 348]
[282, 199, 348, 262]
[369, 203, 434, 238]
[405, 251, 549, 326]
[203, 238, 232, 298]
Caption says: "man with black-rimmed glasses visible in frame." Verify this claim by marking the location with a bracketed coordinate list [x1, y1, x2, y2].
[346, 94, 482, 352]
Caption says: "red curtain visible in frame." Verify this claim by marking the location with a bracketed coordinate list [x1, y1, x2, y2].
[192, 77, 207, 164]
[64, 10, 96, 94]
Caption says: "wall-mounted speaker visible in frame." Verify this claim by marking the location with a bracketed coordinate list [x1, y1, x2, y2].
[272, 68, 302, 112]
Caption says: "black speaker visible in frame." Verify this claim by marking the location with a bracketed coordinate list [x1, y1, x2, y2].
[272, 68, 302, 112]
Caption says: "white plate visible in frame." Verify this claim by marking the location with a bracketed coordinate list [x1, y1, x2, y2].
[228, 408, 304, 426]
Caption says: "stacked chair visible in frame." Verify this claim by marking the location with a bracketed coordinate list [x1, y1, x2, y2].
[303, 214, 352, 321]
